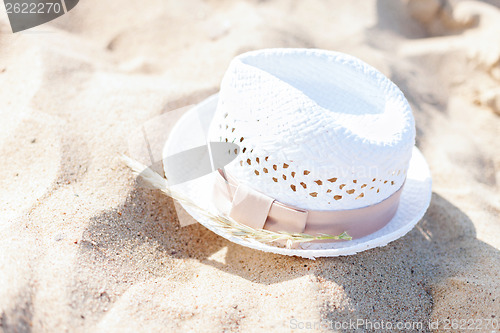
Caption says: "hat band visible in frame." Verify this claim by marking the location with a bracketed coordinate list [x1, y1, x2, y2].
[212, 169, 404, 239]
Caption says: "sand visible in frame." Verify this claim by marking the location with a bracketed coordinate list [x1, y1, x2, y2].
[0, 0, 499, 332]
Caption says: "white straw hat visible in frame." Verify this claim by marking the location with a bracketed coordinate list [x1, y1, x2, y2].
[162, 48, 432, 258]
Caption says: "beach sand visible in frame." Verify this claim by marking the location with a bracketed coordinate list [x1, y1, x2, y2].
[0, 0, 499, 332]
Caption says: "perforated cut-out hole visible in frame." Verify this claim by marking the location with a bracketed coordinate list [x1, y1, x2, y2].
[239, 160, 243, 166]
[272, 177, 278, 182]
[234, 149, 238, 154]
[372, 178, 376, 182]
[361, 184, 367, 188]
[346, 189, 355, 194]
[384, 181, 388, 184]
[256, 157, 260, 163]
[225, 138, 228, 142]
[310, 192, 318, 197]
[273, 165, 277, 171]
[315, 180, 323, 185]
[247, 159, 251, 165]
[304, 170, 310, 175]
[242, 147, 247, 153]
[240, 137, 244, 142]
[231, 128, 235, 132]
[327, 189, 332, 193]
[225, 125, 228, 129]
[263, 168, 268, 173]
[265, 156, 269, 161]
[328, 178, 337, 183]
[291, 172, 296, 178]
[300, 182, 307, 189]
[391, 181, 395, 185]
[377, 189, 380, 193]
[370, 186, 374, 190]
[339, 184, 346, 190]
[282, 174, 287, 180]
[353, 180, 357, 183]
[334, 195, 342, 200]
[254, 170, 259, 175]
[290, 185, 296, 191]
[356, 193, 365, 199]
[283, 163, 289, 168]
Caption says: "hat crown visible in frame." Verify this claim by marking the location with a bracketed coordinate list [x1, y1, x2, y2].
[208, 49, 415, 210]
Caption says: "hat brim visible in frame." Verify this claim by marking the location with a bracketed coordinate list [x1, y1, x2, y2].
[163, 94, 432, 259]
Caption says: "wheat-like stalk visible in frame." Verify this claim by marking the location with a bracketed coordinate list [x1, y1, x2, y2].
[122, 155, 352, 248]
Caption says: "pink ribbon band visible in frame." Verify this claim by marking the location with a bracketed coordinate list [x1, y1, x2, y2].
[213, 169, 404, 240]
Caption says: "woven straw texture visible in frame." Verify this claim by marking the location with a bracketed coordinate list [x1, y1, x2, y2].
[207, 49, 415, 210]
[164, 95, 432, 258]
